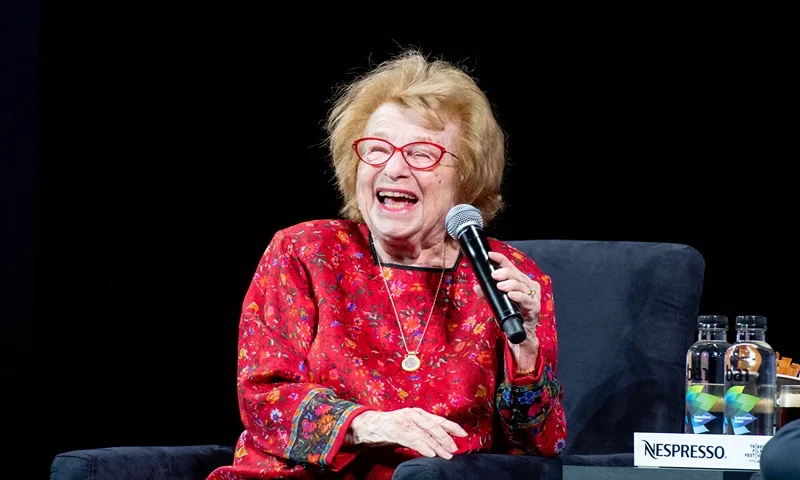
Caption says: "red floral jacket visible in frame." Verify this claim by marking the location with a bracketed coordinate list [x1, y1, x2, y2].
[207, 220, 566, 479]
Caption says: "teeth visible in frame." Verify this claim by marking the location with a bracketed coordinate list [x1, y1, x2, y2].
[378, 191, 417, 200]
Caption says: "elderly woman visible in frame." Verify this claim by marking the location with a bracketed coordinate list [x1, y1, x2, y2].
[207, 50, 566, 480]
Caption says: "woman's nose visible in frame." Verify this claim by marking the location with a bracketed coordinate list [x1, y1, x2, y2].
[382, 149, 411, 178]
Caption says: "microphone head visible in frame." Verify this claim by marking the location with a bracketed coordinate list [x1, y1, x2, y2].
[446, 204, 484, 239]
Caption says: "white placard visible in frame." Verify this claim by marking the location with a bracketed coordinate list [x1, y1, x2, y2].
[634, 432, 772, 470]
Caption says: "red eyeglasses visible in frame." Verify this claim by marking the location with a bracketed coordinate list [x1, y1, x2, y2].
[352, 137, 460, 170]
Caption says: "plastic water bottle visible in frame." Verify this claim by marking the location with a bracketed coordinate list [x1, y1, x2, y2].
[685, 315, 730, 434]
[724, 315, 776, 435]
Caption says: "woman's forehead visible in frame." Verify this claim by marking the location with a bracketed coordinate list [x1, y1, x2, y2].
[365, 104, 459, 145]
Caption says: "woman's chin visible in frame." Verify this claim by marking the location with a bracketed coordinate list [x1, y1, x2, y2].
[369, 216, 420, 241]
[373, 224, 417, 241]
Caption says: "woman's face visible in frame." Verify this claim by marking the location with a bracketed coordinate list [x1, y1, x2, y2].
[356, 103, 460, 250]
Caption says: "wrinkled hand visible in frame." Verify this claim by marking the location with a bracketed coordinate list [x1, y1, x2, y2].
[347, 408, 468, 459]
[473, 251, 541, 371]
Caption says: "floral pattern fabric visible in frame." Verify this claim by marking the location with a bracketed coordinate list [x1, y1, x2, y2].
[206, 219, 566, 480]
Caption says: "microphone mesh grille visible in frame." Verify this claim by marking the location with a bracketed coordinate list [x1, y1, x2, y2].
[445, 204, 484, 239]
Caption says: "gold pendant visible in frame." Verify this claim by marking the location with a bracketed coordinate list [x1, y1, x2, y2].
[401, 352, 421, 372]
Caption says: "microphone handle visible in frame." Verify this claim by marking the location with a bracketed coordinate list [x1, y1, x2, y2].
[456, 224, 527, 344]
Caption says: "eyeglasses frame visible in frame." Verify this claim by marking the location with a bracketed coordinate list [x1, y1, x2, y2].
[352, 137, 460, 171]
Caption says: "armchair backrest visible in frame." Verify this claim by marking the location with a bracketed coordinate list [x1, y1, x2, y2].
[506, 239, 705, 455]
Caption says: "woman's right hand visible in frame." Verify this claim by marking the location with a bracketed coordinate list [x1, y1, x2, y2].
[347, 408, 468, 459]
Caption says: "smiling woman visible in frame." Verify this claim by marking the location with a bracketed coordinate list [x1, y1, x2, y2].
[354, 102, 462, 268]
[206, 49, 566, 480]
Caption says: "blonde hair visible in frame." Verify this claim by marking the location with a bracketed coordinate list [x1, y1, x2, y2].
[325, 49, 507, 224]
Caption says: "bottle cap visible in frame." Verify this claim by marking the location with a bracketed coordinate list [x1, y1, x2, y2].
[697, 315, 728, 329]
[735, 315, 767, 330]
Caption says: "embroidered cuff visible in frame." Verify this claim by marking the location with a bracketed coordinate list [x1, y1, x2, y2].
[496, 365, 561, 429]
[285, 388, 367, 468]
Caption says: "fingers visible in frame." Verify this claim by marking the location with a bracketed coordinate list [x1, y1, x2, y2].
[355, 409, 469, 460]
[399, 408, 469, 460]
[411, 409, 467, 437]
[395, 422, 453, 459]
[508, 290, 539, 309]
[359, 411, 440, 458]
[487, 251, 514, 269]
[482, 251, 542, 325]
[437, 418, 469, 438]
[409, 409, 459, 454]
[495, 278, 531, 295]
[488, 252, 533, 287]
[395, 427, 439, 458]
[412, 427, 454, 459]
[474, 271, 537, 300]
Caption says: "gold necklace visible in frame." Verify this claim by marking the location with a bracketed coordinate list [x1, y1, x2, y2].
[375, 241, 446, 372]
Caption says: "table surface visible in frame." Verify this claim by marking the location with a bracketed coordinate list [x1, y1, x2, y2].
[563, 466, 758, 480]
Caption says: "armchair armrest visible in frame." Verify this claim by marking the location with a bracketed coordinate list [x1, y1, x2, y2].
[50, 445, 234, 480]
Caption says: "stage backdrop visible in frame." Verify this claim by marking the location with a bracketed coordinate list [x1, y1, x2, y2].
[31, 3, 799, 478]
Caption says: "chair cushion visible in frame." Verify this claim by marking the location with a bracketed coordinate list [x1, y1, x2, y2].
[506, 240, 705, 454]
[50, 445, 234, 480]
[392, 453, 634, 479]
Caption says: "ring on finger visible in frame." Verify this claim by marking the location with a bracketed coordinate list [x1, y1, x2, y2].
[528, 288, 537, 298]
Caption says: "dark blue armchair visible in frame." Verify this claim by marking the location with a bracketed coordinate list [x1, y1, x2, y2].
[50, 240, 705, 480]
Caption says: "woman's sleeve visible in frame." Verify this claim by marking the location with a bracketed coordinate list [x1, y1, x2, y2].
[494, 257, 568, 456]
[235, 229, 372, 471]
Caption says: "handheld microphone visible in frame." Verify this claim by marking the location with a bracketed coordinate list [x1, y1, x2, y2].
[445, 204, 526, 344]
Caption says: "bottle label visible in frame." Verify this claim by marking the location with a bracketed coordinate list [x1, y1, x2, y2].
[724, 385, 761, 435]
[686, 384, 723, 434]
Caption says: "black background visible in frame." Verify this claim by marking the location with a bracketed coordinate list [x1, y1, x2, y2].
[4, 3, 800, 477]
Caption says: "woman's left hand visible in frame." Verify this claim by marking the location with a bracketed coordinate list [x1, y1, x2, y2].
[472, 251, 541, 373]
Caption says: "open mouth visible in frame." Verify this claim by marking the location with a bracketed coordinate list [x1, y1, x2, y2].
[376, 189, 419, 210]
